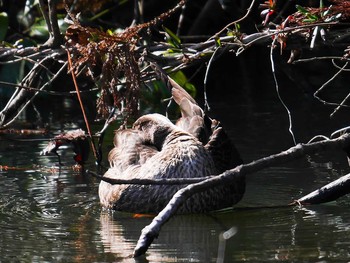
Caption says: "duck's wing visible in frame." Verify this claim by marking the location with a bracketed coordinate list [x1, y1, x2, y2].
[170, 78, 210, 143]
[170, 76, 243, 172]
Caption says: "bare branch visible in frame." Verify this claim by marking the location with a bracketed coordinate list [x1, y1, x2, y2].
[210, 0, 257, 40]
[88, 170, 214, 185]
[292, 172, 350, 205]
[270, 38, 296, 145]
[0, 59, 67, 128]
[314, 60, 349, 108]
[39, 0, 63, 48]
[133, 133, 350, 257]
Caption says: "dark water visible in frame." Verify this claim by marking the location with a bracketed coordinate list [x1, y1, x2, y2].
[1, 75, 350, 262]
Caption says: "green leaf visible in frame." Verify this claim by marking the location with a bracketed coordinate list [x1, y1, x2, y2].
[296, 5, 309, 15]
[308, 14, 319, 20]
[170, 71, 196, 98]
[163, 26, 181, 49]
[296, 5, 319, 21]
[170, 71, 187, 86]
[0, 12, 9, 41]
[226, 29, 234, 37]
[215, 37, 221, 47]
[303, 18, 317, 23]
[184, 82, 196, 98]
[106, 29, 114, 36]
[235, 23, 240, 31]
[166, 48, 182, 53]
[29, 18, 49, 39]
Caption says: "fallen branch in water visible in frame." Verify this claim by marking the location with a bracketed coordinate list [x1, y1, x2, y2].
[133, 133, 350, 257]
[291, 172, 350, 205]
[88, 170, 214, 185]
[0, 128, 48, 135]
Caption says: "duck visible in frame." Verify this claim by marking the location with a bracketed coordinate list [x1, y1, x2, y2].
[98, 81, 244, 214]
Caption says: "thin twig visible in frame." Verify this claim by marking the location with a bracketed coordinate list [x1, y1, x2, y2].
[331, 59, 350, 72]
[131, 0, 144, 26]
[203, 46, 223, 112]
[210, 0, 257, 40]
[270, 38, 297, 145]
[1, 59, 67, 128]
[176, 0, 186, 36]
[314, 61, 349, 109]
[244, 21, 338, 48]
[66, 49, 99, 161]
[0, 80, 98, 95]
[331, 126, 350, 138]
[330, 61, 350, 117]
[292, 56, 349, 64]
[307, 135, 330, 143]
[0, 54, 56, 77]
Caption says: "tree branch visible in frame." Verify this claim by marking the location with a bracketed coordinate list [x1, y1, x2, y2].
[39, 0, 63, 48]
[88, 170, 214, 185]
[292, 172, 350, 205]
[0, 57, 66, 128]
[133, 133, 350, 257]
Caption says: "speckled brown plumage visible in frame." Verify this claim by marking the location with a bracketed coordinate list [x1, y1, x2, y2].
[99, 84, 244, 214]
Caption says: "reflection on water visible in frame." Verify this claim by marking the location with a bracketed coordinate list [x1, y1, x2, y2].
[1, 82, 350, 262]
[100, 211, 241, 263]
[2, 147, 349, 263]
[98, 203, 350, 262]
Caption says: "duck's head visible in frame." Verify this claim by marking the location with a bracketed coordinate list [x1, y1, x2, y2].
[132, 113, 177, 150]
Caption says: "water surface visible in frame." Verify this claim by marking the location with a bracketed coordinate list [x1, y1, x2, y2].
[1, 79, 350, 262]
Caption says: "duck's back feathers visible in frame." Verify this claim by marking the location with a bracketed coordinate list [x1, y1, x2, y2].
[108, 129, 158, 168]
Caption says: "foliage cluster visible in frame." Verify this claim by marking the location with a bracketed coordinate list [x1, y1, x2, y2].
[1, 0, 350, 126]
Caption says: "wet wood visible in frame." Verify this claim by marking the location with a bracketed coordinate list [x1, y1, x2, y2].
[292, 172, 350, 205]
[0, 128, 48, 135]
[88, 170, 214, 185]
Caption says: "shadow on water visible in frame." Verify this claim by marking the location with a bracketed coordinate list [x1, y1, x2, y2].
[1, 56, 350, 261]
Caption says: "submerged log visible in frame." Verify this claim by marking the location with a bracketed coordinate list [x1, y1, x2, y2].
[292, 172, 350, 205]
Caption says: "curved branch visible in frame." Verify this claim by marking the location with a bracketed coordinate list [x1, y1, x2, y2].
[133, 133, 350, 257]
